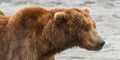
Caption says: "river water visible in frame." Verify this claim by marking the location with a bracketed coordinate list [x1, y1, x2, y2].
[0, 0, 120, 60]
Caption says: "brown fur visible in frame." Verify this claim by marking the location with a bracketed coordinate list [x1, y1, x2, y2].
[0, 16, 9, 31]
[0, 6, 104, 60]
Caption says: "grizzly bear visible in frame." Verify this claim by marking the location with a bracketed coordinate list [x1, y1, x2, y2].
[0, 6, 105, 60]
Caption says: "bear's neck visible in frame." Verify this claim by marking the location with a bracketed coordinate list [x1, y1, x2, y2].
[40, 21, 78, 56]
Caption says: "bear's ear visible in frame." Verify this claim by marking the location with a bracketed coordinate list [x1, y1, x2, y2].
[54, 12, 67, 26]
[82, 7, 90, 13]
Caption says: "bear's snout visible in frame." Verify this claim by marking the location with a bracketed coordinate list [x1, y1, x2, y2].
[98, 40, 105, 47]
[95, 39, 105, 51]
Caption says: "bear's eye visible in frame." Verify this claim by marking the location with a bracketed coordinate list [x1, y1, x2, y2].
[84, 27, 89, 32]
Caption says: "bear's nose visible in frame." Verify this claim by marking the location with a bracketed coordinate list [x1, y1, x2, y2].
[98, 40, 105, 46]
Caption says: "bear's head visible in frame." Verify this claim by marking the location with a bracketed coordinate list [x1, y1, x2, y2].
[53, 8, 105, 51]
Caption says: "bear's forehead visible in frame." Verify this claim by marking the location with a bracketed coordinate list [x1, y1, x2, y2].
[65, 9, 89, 17]
[64, 9, 90, 19]
[65, 9, 95, 27]
[53, 8, 93, 21]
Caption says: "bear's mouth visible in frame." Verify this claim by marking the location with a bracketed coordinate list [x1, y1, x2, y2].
[84, 39, 105, 51]
[80, 44, 104, 51]
[91, 45, 104, 51]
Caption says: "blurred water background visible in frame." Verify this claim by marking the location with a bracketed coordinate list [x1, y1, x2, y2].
[0, 0, 120, 60]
